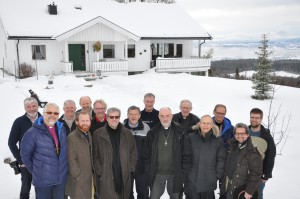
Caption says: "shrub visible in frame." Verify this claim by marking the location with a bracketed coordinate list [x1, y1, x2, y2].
[19, 63, 35, 78]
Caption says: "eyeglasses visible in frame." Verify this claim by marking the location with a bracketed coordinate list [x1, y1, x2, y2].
[235, 133, 247, 136]
[215, 112, 226, 116]
[45, 112, 59, 116]
[108, 115, 120, 119]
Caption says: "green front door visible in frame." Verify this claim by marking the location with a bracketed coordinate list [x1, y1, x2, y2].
[68, 44, 86, 71]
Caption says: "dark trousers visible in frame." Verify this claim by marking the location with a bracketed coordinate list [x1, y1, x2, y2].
[35, 181, 66, 199]
[20, 166, 32, 199]
[258, 181, 266, 199]
[130, 172, 149, 199]
[188, 191, 215, 199]
[150, 174, 179, 199]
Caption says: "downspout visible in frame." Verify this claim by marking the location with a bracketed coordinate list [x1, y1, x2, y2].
[198, 39, 206, 58]
[16, 39, 20, 79]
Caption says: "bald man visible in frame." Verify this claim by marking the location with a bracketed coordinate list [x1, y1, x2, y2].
[144, 107, 188, 199]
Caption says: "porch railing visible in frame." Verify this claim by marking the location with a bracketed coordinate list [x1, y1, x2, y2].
[92, 60, 128, 76]
[155, 58, 211, 73]
[61, 61, 73, 74]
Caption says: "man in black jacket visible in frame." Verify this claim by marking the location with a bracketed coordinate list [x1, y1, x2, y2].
[172, 99, 199, 134]
[58, 99, 77, 136]
[8, 97, 40, 199]
[143, 107, 188, 199]
[141, 93, 159, 129]
[249, 108, 276, 199]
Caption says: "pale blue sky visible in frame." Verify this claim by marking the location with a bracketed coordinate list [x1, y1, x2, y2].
[177, 0, 300, 41]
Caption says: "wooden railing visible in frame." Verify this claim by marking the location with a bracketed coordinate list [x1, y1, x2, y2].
[92, 60, 128, 76]
[61, 61, 73, 74]
[155, 58, 211, 73]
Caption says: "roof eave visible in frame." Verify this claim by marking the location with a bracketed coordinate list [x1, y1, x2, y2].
[141, 36, 212, 40]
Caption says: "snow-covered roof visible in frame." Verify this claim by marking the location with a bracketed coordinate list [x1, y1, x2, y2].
[0, 0, 211, 40]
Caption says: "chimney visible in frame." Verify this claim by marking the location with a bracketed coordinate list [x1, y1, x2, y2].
[48, 2, 57, 15]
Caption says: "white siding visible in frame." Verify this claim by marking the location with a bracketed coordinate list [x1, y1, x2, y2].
[128, 40, 151, 72]
[18, 40, 65, 75]
[66, 23, 127, 42]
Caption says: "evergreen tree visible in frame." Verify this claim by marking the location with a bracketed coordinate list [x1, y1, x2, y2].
[251, 34, 274, 100]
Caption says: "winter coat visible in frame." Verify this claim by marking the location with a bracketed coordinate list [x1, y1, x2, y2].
[90, 115, 106, 136]
[143, 122, 187, 193]
[92, 123, 137, 199]
[65, 128, 93, 199]
[249, 125, 276, 180]
[124, 119, 150, 174]
[58, 114, 76, 136]
[172, 112, 200, 134]
[141, 108, 159, 129]
[185, 127, 226, 193]
[212, 116, 234, 150]
[8, 112, 41, 164]
[20, 116, 68, 187]
[224, 138, 263, 198]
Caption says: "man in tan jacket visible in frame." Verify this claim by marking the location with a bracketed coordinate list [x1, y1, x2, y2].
[65, 111, 93, 199]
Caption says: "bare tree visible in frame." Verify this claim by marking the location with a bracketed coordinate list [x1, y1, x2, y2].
[264, 86, 291, 155]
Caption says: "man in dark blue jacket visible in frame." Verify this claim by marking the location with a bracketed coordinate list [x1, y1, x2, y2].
[8, 97, 40, 199]
[212, 104, 234, 151]
[21, 103, 68, 199]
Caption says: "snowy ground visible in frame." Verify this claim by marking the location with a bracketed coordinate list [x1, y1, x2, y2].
[1, 70, 299, 198]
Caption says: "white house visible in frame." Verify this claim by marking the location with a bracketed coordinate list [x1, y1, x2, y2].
[0, 0, 212, 77]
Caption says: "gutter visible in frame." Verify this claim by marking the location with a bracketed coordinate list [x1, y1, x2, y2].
[16, 39, 20, 78]
[198, 39, 206, 57]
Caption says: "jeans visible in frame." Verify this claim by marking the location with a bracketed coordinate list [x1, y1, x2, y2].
[150, 174, 179, 199]
[258, 181, 266, 199]
[35, 181, 66, 199]
[130, 172, 149, 199]
[20, 166, 32, 199]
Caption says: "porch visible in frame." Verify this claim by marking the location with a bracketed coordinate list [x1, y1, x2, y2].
[155, 57, 211, 75]
[92, 59, 128, 76]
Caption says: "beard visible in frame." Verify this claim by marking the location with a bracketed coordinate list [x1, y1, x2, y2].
[27, 111, 37, 118]
[78, 124, 91, 133]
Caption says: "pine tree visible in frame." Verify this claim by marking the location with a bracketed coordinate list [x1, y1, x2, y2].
[251, 34, 273, 100]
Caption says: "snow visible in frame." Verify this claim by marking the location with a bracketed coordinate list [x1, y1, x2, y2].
[0, 0, 210, 38]
[1, 70, 300, 198]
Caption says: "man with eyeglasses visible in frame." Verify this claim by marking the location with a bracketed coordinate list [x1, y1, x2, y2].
[124, 106, 150, 199]
[212, 104, 234, 199]
[212, 104, 234, 150]
[21, 103, 68, 199]
[222, 123, 262, 199]
[90, 99, 107, 135]
[173, 99, 199, 134]
[249, 108, 276, 199]
[93, 107, 137, 199]
[8, 97, 41, 199]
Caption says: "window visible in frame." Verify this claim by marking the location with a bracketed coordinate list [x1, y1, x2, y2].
[103, 44, 115, 58]
[32, 45, 46, 60]
[128, 44, 135, 58]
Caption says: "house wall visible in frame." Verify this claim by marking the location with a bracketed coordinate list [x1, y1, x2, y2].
[17, 40, 65, 75]
[65, 23, 151, 72]
[0, 19, 17, 75]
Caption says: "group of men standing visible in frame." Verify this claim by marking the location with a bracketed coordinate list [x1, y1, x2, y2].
[8, 93, 276, 199]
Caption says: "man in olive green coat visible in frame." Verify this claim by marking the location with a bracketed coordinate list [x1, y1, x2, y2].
[65, 111, 93, 199]
[93, 107, 137, 199]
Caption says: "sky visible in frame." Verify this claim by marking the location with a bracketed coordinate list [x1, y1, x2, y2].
[1, 71, 300, 198]
[177, 0, 300, 41]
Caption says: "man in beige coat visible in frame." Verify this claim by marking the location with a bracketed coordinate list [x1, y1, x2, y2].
[93, 107, 137, 199]
[65, 111, 93, 199]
